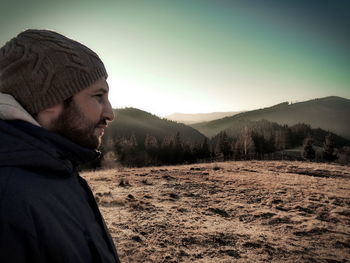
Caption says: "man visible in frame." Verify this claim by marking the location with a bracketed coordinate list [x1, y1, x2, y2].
[0, 29, 121, 262]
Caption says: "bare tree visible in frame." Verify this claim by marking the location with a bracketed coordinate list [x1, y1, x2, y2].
[323, 133, 337, 162]
[302, 137, 315, 161]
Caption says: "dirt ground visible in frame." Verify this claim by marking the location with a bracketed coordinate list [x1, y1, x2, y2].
[83, 161, 350, 263]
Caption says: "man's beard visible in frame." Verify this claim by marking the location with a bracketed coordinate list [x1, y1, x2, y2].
[51, 100, 106, 149]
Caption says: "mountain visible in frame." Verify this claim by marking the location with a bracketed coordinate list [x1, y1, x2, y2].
[165, 111, 241, 124]
[191, 96, 350, 139]
[104, 107, 207, 147]
[211, 119, 350, 149]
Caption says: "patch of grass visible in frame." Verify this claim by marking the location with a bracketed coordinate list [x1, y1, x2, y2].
[141, 179, 153, 185]
[119, 178, 131, 187]
[208, 207, 230, 217]
[212, 164, 222, 171]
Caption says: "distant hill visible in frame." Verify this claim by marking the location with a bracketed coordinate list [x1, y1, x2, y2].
[104, 108, 207, 147]
[211, 119, 350, 149]
[165, 111, 241, 124]
[191, 96, 350, 139]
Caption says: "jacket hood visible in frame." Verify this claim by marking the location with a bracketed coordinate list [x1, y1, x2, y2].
[0, 92, 40, 126]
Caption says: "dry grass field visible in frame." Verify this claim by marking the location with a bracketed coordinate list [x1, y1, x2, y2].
[83, 161, 350, 263]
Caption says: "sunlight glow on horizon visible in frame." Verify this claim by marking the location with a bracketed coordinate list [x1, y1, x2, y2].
[1, 0, 349, 117]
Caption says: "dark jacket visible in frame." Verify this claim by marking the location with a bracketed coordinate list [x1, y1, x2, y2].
[0, 120, 120, 263]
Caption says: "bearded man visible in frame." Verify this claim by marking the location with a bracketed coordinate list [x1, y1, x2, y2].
[0, 29, 121, 263]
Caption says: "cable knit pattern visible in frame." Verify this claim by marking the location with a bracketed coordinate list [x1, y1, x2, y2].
[0, 29, 107, 114]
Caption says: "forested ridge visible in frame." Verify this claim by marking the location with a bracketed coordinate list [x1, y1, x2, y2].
[89, 107, 350, 168]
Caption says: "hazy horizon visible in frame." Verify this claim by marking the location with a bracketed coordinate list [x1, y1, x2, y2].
[117, 95, 349, 118]
[1, 0, 349, 117]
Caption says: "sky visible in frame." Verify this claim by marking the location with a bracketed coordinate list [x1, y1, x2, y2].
[0, 0, 349, 117]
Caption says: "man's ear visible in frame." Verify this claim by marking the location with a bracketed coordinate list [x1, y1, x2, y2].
[35, 103, 64, 130]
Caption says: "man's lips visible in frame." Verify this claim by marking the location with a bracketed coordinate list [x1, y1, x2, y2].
[96, 120, 108, 129]
[95, 125, 106, 136]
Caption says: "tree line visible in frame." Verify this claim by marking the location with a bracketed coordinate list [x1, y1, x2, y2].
[101, 132, 212, 167]
[96, 120, 350, 168]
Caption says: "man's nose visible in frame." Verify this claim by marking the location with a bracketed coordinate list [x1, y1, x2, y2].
[103, 100, 114, 122]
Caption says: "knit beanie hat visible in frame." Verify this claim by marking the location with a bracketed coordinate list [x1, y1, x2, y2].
[0, 29, 107, 114]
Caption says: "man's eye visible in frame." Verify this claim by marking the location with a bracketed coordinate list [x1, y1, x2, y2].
[94, 94, 103, 98]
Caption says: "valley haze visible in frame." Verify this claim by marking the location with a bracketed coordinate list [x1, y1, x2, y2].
[165, 111, 243, 125]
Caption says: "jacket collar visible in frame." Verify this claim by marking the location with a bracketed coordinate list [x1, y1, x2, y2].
[0, 120, 100, 174]
[0, 93, 100, 173]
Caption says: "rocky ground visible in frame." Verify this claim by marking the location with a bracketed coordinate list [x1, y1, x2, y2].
[83, 161, 350, 263]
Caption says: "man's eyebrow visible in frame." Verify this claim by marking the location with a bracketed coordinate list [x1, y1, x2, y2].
[94, 87, 109, 93]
